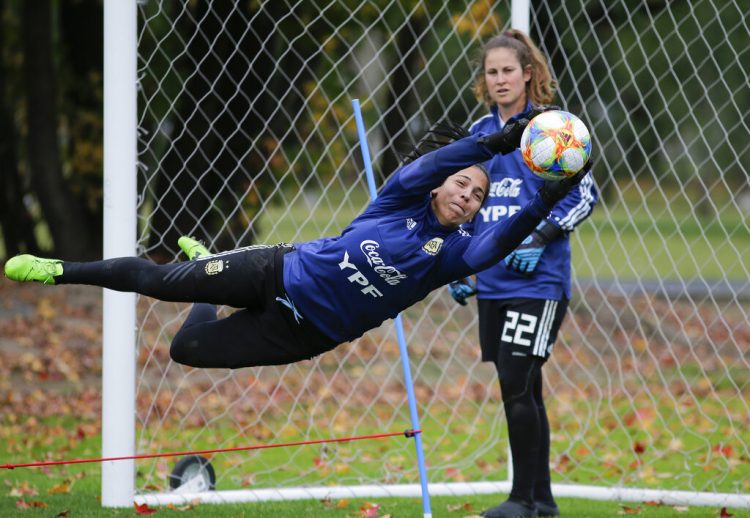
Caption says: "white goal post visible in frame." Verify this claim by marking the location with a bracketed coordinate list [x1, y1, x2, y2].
[103, 0, 750, 509]
[102, 0, 136, 507]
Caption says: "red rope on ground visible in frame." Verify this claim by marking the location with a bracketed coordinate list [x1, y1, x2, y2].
[1, 429, 421, 470]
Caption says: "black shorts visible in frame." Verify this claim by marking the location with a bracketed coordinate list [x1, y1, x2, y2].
[477, 297, 568, 362]
[186, 244, 338, 366]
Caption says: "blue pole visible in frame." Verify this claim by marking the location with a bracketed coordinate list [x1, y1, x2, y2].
[352, 99, 432, 518]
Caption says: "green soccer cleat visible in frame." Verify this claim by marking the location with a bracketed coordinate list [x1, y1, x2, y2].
[4, 254, 63, 285]
[178, 236, 211, 261]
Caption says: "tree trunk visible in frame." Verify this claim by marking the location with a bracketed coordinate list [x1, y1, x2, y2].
[148, 0, 313, 254]
[0, 0, 39, 258]
[22, 0, 97, 260]
[380, 13, 426, 183]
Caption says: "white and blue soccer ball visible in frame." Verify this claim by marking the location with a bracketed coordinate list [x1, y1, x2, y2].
[520, 110, 592, 181]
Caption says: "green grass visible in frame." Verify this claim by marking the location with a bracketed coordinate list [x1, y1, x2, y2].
[1, 434, 748, 518]
[3, 490, 748, 517]
[571, 194, 749, 280]
[255, 182, 749, 281]
[2, 389, 748, 516]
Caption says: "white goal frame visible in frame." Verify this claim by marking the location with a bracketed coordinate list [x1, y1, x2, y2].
[102, 0, 136, 507]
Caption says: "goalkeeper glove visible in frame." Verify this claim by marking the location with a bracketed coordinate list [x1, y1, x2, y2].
[504, 220, 564, 274]
[539, 156, 592, 206]
[448, 277, 477, 306]
[479, 105, 560, 155]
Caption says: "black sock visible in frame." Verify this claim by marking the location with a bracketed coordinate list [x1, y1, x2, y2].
[496, 354, 544, 504]
[533, 376, 554, 504]
[504, 397, 540, 503]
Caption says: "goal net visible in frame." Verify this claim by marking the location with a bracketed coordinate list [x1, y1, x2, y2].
[124, 0, 749, 507]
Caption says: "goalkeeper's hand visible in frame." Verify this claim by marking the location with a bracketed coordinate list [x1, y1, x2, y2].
[479, 104, 561, 155]
[448, 277, 477, 306]
[539, 156, 592, 206]
[504, 220, 564, 274]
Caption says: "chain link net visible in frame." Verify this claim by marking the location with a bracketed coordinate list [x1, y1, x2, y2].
[132, 0, 749, 500]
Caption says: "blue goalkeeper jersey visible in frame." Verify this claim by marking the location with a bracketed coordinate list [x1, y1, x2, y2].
[282, 134, 552, 343]
[466, 104, 598, 300]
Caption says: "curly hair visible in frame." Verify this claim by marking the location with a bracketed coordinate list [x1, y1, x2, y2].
[472, 29, 557, 107]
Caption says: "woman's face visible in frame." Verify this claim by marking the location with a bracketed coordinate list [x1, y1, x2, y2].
[484, 47, 531, 117]
[430, 166, 488, 227]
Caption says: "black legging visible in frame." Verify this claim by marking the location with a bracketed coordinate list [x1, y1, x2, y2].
[59, 257, 261, 308]
[495, 351, 552, 505]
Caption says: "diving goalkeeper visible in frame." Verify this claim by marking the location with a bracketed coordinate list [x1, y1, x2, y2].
[4, 113, 587, 369]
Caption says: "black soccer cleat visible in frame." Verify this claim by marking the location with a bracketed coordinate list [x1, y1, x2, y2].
[535, 500, 559, 517]
[481, 499, 538, 518]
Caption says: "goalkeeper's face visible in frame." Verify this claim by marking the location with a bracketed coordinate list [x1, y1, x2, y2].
[430, 166, 488, 227]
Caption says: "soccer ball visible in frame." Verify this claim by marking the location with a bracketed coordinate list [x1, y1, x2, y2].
[520, 110, 592, 180]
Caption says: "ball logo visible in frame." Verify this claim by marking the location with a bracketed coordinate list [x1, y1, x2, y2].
[359, 240, 407, 285]
[204, 259, 224, 275]
[556, 129, 573, 146]
[422, 237, 444, 256]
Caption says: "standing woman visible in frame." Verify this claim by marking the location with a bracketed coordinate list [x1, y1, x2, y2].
[450, 30, 598, 518]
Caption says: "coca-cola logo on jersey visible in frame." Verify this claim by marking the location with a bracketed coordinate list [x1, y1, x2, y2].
[489, 178, 522, 197]
[359, 240, 407, 285]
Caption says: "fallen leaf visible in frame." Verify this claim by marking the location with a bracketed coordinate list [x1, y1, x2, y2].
[618, 504, 641, 515]
[712, 444, 733, 457]
[9, 481, 38, 497]
[166, 502, 194, 511]
[673, 506, 689, 513]
[134, 502, 158, 515]
[360, 501, 380, 517]
[719, 507, 733, 518]
[48, 481, 72, 495]
[16, 499, 47, 509]
[444, 467, 465, 481]
[447, 502, 473, 512]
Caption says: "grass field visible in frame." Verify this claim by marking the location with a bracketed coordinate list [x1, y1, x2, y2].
[254, 181, 750, 281]
[1, 393, 748, 516]
[4, 486, 748, 517]
[2, 423, 748, 518]
[1, 181, 748, 516]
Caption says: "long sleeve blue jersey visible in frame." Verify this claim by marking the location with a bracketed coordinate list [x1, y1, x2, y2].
[282, 133, 552, 343]
[466, 104, 598, 300]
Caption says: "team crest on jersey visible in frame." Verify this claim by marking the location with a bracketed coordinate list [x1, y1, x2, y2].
[204, 259, 224, 275]
[406, 218, 416, 230]
[422, 237, 444, 256]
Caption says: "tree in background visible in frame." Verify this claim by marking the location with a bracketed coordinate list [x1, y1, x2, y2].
[2, 1, 746, 260]
[1, 0, 103, 260]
